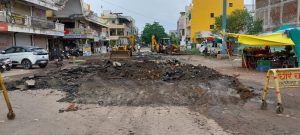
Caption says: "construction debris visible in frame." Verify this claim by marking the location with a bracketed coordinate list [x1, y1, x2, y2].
[25, 80, 35, 88]
[8, 59, 255, 107]
[59, 103, 79, 113]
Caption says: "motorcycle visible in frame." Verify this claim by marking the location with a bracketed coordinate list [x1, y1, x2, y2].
[62, 50, 70, 59]
[54, 56, 63, 68]
[69, 48, 83, 57]
[0, 58, 12, 73]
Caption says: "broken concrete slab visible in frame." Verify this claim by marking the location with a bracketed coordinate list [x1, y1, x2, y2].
[113, 61, 122, 67]
[25, 80, 35, 87]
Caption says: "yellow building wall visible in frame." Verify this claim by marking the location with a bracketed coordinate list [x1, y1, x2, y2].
[191, 0, 244, 42]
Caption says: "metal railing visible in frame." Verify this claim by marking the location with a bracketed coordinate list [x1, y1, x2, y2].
[0, 11, 6, 22]
[0, 10, 64, 31]
[21, 0, 69, 9]
[55, 23, 64, 32]
[31, 17, 55, 29]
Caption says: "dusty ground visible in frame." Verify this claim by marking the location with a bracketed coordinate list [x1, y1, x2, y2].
[169, 54, 300, 135]
[0, 90, 229, 135]
[0, 48, 300, 135]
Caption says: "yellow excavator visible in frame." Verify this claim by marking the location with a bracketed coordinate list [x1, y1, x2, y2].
[151, 35, 180, 54]
[110, 35, 135, 59]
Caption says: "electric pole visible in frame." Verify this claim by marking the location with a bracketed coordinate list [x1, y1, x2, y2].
[222, 0, 227, 54]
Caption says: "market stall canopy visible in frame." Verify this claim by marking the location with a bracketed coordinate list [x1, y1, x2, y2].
[273, 25, 297, 33]
[228, 33, 295, 46]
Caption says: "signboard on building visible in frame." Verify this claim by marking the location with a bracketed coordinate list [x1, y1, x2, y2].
[82, 44, 92, 56]
[0, 23, 8, 31]
[64, 28, 98, 39]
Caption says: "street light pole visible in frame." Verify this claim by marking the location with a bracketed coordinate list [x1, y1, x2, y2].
[222, 0, 227, 54]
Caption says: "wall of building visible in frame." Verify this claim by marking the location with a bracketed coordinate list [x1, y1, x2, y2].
[190, 0, 244, 42]
[11, 1, 31, 16]
[256, 0, 299, 31]
[54, 0, 82, 18]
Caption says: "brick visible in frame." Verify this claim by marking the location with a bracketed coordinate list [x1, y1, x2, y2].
[282, 0, 298, 23]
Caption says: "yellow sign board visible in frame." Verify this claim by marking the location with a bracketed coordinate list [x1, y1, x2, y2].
[277, 70, 300, 87]
[261, 68, 300, 114]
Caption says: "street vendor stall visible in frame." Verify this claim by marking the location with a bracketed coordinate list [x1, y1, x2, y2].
[228, 28, 300, 71]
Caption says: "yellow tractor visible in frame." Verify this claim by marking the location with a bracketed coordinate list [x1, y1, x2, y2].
[110, 35, 135, 59]
[151, 35, 180, 54]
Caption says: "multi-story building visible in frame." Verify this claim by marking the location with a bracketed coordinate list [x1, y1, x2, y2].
[52, 0, 108, 54]
[100, 10, 137, 45]
[185, 5, 192, 44]
[190, 0, 244, 43]
[256, 0, 300, 31]
[177, 12, 186, 46]
[169, 30, 178, 36]
[176, 5, 192, 46]
[0, 0, 66, 50]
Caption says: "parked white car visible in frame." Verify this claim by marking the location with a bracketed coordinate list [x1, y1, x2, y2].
[199, 41, 221, 56]
[0, 46, 49, 69]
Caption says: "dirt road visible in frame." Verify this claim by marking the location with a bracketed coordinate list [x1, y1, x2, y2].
[169, 54, 300, 135]
[0, 90, 228, 135]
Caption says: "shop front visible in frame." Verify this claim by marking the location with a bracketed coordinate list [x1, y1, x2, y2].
[33, 35, 48, 49]
[15, 33, 32, 46]
[63, 28, 99, 56]
[0, 32, 13, 50]
[229, 30, 299, 72]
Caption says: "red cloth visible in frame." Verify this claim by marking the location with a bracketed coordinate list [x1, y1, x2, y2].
[207, 37, 214, 41]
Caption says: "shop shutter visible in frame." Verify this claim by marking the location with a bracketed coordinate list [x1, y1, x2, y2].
[0, 33, 13, 50]
[34, 35, 47, 49]
[15, 34, 31, 46]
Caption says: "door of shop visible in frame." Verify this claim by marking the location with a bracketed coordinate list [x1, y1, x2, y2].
[0, 33, 13, 50]
[15, 34, 32, 47]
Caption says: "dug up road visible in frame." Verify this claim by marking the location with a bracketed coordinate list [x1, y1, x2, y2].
[0, 48, 300, 135]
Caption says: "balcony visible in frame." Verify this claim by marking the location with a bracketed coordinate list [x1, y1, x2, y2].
[31, 17, 55, 29]
[0, 10, 64, 36]
[55, 23, 64, 32]
[19, 0, 69, 11]
[0, 11, 6, 22]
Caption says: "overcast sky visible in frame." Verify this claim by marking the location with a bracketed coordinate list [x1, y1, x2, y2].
[84, 0, 253, 33]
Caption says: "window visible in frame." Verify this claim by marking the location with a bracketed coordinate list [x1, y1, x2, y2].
[110, 29, 116, 36]
[15, 47, 26, 53]
[112, 20, 115, 24]
[210, 13, 214, 18]
[229, 3, 233, 7]
[4, 47, 15, 54]
[117, 28, 124, 36]
[210, 25, 215, 29]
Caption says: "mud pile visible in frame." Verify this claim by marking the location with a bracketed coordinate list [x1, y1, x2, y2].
[9, 59, 255, 106]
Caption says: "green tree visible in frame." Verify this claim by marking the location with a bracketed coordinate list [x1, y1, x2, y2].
[170, 33, 179, 44]
[214, 9, 262, 34]
[141, 22, 168, 44]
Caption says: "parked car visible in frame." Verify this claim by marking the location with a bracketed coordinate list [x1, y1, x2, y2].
[199, 41, 221, 56]
[0, 46, 49, 69]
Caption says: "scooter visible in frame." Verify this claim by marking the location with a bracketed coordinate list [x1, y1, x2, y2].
[54, 56, 63, 68]
[62, 50, 70, 59]
[0, 58, 12, 73]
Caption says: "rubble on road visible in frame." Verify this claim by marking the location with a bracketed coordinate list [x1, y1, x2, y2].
[25, 80, 35, 88]
[59, 103, 79, 113]
[7, 58, 256, 107]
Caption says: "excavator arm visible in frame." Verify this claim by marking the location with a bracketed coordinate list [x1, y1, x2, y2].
[151, 35, 159, 52]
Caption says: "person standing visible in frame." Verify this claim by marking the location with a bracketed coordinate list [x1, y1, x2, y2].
[137, 44, 141, 53]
